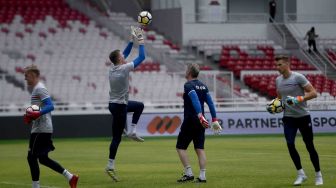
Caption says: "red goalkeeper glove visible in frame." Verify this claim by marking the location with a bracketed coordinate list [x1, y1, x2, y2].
[26, 111, 41, 120]
[198, 113, 209, 128]
[23, 114, 32, 124]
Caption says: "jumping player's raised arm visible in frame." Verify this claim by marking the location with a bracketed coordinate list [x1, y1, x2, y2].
[131, 27, 146, 68]
[132, 44, 145, 68]
[122, 41, 133, 59]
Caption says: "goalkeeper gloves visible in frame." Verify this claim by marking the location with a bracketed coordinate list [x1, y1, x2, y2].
[211, 118, 222, 135]
[26, 111, 41, 120]
[286, 96, 304, 106]
[130, 26, 136, 41]
[23, 114, 32, 124]
[133, 27, 144, 44]
[198, 113, 209, 128]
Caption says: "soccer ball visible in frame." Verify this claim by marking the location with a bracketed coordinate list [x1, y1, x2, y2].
[138, 11, 152, 25]
[26, 104, 40, 112]
[267, 98, 284, 113]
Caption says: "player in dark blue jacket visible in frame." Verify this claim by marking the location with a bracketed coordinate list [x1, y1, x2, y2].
[176, 63, 222, 183]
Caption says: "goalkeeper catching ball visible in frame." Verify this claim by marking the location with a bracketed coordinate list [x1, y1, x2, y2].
[105, 26, 146, 181]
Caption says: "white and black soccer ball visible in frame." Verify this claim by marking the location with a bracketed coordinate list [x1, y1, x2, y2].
[138, 11, 152, 25]
[267, 98, 284, 113]
[26, 104, 40, 113]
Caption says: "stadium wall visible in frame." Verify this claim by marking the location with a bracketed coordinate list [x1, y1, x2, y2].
[1, 111, 335, 139]
[183, 23, 267, 45]
[151, 8, 183, 46]
[109, 0, 141, 19]
[297, 0, 336, 22]
[228, 0, 296, 22]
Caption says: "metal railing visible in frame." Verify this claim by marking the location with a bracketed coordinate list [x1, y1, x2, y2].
[184, 13, 270, 24]
[287, 23, 332, 75]
[1, 99, 335, 116]
[285, 14, 336, 23]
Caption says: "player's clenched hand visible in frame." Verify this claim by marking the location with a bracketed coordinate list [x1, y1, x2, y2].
[211, 118, 222, 135]
[198, 113, 209, 128]
[286, 96, 304, 106]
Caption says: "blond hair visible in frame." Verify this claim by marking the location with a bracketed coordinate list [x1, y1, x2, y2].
[24, 64, 40, 77]
[187, 63, 200, 78]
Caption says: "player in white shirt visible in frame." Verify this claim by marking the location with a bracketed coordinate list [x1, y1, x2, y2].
[24, 65, 79, 188]
[269, 55, 323, 186]
[105, 26, 146, 181]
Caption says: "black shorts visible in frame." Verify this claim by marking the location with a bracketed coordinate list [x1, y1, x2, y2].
[29, 133, 55, 156]
[176, 117, 205, 150]
[282, 115, 314, 144]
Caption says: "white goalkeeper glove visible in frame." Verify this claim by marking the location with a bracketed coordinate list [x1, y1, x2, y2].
[130, 26, 136, 41]
[211, 118, 222, 135]
[133, 26, 144, 44]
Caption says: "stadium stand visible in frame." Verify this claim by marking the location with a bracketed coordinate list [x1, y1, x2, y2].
[243, 73, 336, 99]
[0, 0, 173, 107]
[0, 0, 335, 113]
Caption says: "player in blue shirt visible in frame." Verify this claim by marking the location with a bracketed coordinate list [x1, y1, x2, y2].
[176, 63, 222, 183]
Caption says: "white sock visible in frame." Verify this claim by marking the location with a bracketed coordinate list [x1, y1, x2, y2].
[199, 169, 206, 180]
[316, 171, 322, 177]
[107, 159, 115, 170]
[184, 165, 193, 176]
[297, 169, 306, 176]
[62, 169, 73, 181]
[130, 124, 137, 134]
[32, 181, 40, 188]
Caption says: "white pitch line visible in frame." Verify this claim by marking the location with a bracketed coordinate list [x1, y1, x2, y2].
[0, 181, 61, 188]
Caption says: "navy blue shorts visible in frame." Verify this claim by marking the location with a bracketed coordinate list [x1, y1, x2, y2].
[282, 115, 314, 144]
[29, 133, 55, 156]
[176, 117, 205, 150]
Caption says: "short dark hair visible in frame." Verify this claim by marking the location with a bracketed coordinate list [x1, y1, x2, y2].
[109, 50, 120, 64]
[275, 55, 290, 62]
[24, 64, 40, 77]
[187, 63, 200, 78]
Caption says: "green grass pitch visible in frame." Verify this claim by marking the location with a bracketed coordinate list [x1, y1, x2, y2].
[0, 134, 335, 188]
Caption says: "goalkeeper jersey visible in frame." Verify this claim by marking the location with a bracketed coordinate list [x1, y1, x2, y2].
[183, 79, 209, 119]
[109, 62, 134, 104]
[276, 71, 310, 117]
[29, 82, 53, 133]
